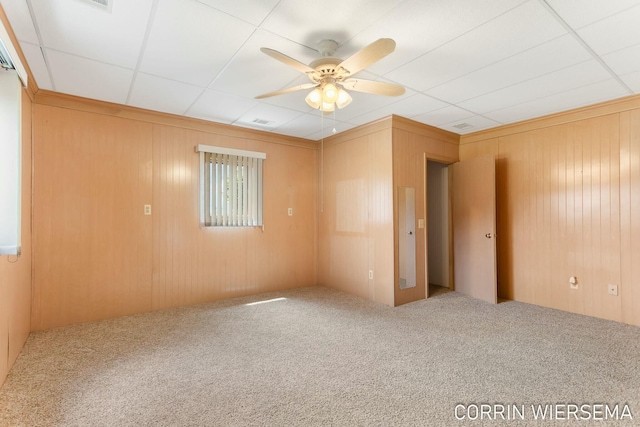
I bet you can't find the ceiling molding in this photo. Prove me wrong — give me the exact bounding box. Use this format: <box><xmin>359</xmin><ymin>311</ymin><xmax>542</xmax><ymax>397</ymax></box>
<box><xmin>34</xmin><ymin>89</ymin><xmax>319</xmax><ymax>150</ymax></box>
<box><xmin>461</xmin><ymin>92</ymin><xmax>640</xmax><ymax>144</ymax></box>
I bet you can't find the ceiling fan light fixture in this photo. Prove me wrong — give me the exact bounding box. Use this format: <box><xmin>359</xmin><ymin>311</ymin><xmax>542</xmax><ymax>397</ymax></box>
<box><xmin>258</xmin><ymin>38</ymin><xmax>404</xmax><ymax>115</ymax></box>
<box><xmin>336</xmin><ymin>88</ymin><xmax>352</xmax><ymax>109</ymax></box>
<box><xmin>305</xmin><ymin>88</ymin><xmax>322</xmax><ymax>109</ymax></box>
<box><xmin>322</xmin><ymin>82</ymin><xmax>338</xmax><ymax>103</ymax></box>
<box><xmin>320</xmin><ymin>101</ymin><xmax>335</xmax><ymax>112</ymax></box>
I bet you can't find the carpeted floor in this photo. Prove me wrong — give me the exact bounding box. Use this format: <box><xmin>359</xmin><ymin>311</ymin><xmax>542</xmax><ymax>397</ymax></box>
<box><xmin>1</xmin><ymin>286</ymin><xmax>638</xmax><ymax>426</ymax></box>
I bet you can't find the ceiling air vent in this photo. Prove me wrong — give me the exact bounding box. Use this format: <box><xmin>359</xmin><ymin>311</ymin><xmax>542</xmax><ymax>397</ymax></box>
<box><xmin>252</xmin><ymin>118</ymin><xmax>275</xmax><ymax>126</ymax></box>
<box><xmin>453</xmin><ymin>123</ymin><xmax>473</xmax><ymax>130</ymax></box>
<box><xmin>78</xmin><ymin>0</ymin><xmax>113</xmax><ymax>13</ymax></box>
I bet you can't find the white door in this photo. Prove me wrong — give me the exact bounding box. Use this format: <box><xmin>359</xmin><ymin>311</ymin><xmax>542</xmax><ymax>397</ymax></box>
<box><xmin>452</xmin><ymin>154</ymin><xmax>497</xmax><ymax>304</ymax></box>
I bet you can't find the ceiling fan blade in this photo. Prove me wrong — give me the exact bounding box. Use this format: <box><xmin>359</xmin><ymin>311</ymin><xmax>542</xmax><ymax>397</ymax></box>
<box><xmin>260</xmin><ymin>48</ymin><xmax>317</xmax><ymax>75</ymax></box>
<box><xmin>341</xmin><ymin>79</ymin><xmax>405</xmax><ymax>97</ymax></box>
<box><xmin>255</xmin><ymin>83</ymin><xmax>319</xmax><ymax>99</ymax></box>
<box><xmin>337</xmin><ymin>38</ymin><xmax>396</xmax><ymax>76</ymax></box>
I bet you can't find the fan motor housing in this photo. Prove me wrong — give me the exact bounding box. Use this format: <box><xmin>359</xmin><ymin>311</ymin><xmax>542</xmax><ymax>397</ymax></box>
<box><xmin>309</xmin><ymin>57</ymin><xmax>342</xmax><ymax>78</ymax></box>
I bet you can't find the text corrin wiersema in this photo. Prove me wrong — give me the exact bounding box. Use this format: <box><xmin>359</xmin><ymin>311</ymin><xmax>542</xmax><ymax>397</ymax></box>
<box><xmin>454</xmin><ymin>403</ymin><xmax>633</xmax><ymax>421</ymax></box>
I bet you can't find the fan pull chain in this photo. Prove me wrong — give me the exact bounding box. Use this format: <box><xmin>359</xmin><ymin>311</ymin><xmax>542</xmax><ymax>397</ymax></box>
<box><xmin>320</xmin><ymin>108</ymin><xmax>324</xmax><ymax>213</ymax></box>
<box><xmin>332</xmin><ymin>109</ymin><xmax>337</xmax><ymax>134</ymax></box>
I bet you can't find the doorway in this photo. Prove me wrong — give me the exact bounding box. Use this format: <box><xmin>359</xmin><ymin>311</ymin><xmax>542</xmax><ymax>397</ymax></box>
<box><xmin>426</xmin><ymin>160</ymin><xmax>451</xmax><ymax>297</ymax></box>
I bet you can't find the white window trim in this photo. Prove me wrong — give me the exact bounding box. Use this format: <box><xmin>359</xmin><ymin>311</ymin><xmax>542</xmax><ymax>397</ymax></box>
<box><xmin>196</xmin><ymin>144</ymin><xmax>266</xmax><ymax>160</ymax></box>
<box><xmin>0</xmin><ymin>19</ymin><xmax>28</xmax><ymax>87</ymax></box>
<box><xmin>196</xmin><ymin>144</ymin><xmax>266</xmax><ymax>228</ymax></box>
<box><xmin>0</xmin><ymin>69</ymin><xmax>22</xmax><ymax>256</ymax></box>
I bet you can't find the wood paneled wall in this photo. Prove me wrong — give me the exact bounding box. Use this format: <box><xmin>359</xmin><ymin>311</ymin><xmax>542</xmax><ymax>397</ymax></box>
<box><xmin>392</xmin><ymin>118</ymin><xmax>459</xmax><ymax>305</ymax></box>
<box><xmin>460</xmin><ymin>95</ymin><xmax>640</xmax><ymax>326</ymax></box>
<box><xmin>318</xmin><ymin>116</ymin><xmax>458</xmax><ymax>307</ymax></box>
<box><xmin>318</xmin><ymin>119</ymin><xmax>395</xmax><ymax>306</ymax></box>
<box><xmin>31</xmin><ymin>101</ymin><xmax>317</xmax><ymax>330</ymax></box>
<box><xmin>620</xmin><ymin>109</ymin><xmax>640</xmax><ymax>326</ymax></box>
<box><xmin>0</xmin><ymin>89</ymin><xmax>32</xmax><ymax>386</ymax></box>
<box><xmin>151</xmin><ymin>125</ymin><xmax>317</xmax><ymax>310</ymax></box>
<box><xmin>33</xmin><ymin>106</ymin><xmax>154</xmax><ymax>329</ymax></box>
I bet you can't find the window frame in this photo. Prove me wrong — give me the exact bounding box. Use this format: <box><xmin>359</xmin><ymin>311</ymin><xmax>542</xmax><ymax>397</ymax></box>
<box><xmin>0</xmin><ymin>69</ymin><xmax>22</xmax><ymax>255</ymax></box>
<box><xmin>196</xmin><ymin>144</ymin><xmax>266</xmax><ymax>228</ymax></box>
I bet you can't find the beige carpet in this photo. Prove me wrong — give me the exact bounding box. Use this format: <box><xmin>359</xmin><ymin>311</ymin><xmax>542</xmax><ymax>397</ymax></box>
<box><xmin>1</xmin><ymin>286</ymin><xmax>639</xmax><ymax>426</ymax></box>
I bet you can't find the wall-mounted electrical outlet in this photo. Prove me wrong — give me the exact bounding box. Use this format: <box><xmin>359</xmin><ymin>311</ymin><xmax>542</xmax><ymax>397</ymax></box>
<box><xmin>144</xmin><ymin>205</ymin><xmax>152</xmax><ymax>215</ymax></box>
<box><xmin>287</xmin><ymin>208</ymin><xmax>293</xmax><ymax>216</ymax></box>
<box><xmin>369</xmin><ymin>270</ymin><xmax>374</xmax><ymax>280</ymax></box>
<box><xmin>608</xmin><ymin>284</ymin><xmax>618</xmax><ymax>296</ymax></box>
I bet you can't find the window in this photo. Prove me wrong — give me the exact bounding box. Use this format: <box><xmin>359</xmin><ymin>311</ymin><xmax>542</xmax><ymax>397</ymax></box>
<box><xmin>0</xmin><ymin>69</ymin><xmax>21</xmax><ymax>255</ymax></box>
<box><xmin>1</xmin><ymin>19</ymin><xmax>27</xmax><ymax>256</ymax></box>
<box><xmin>196</xmin><ymin>144</ymin><xmax>265</xmax><ymax>227</ymax></box>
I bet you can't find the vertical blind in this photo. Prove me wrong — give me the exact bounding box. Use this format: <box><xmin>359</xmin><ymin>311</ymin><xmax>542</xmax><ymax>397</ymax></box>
<box><xmin>197</xmin><ymin>145</ymin><xmax>265</xmax><ymax>227</ymax></box>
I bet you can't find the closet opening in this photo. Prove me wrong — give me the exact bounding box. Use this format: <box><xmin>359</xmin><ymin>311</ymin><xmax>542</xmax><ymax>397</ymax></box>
<box><xmin>426</xmin><ymin>160</ymin><xmax>451</xmax><ymax>297</ymax></box>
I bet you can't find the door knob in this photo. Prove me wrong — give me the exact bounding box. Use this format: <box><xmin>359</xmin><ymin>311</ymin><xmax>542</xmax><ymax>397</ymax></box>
<box><xmin>485</xmin><ymin>233</ymin><xmax>493</xmax><ymax>238</ymax></box>
<box><xmin>408</xmin><ymin>231</ymin><xmax>413</xmax><ymax>235</ymax></box>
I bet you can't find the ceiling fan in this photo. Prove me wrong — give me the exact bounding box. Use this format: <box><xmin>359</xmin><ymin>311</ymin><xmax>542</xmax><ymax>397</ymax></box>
<box><xmin>256</xmin><ymin>38</ymin><xmax>405</xmax><ymax>112</ymax></box>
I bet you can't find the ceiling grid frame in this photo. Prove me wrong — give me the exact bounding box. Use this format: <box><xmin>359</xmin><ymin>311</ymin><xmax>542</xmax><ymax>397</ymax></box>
<box><xmin>0</xmin><ymin>0</ymin><xmax>637</xmax><ymax>137</ymax></box>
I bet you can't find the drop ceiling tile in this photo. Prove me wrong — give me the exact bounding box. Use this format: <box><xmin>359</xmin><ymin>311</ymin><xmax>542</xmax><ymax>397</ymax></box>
<box><xmin>459</xmin><ymin>60</ymin><xmax>612</xmax><ymax>114</ymax></box>
<box><xmin>345</xmin><ymin>0</ymin><xmax>528</xmax><ymax>76</ymax></box>
<box><xmin>194</xmin><ymin>0</ymin><xmax>279</xmax><ymax>26</ymax></box>
<box><xmin>485</xmin><ymin>79</ymin><xmax>629</xmax><ymax>124</ymax></box>
<box><xmin>545</xmin><ymin>0</ymin><xmax>640</xmax><ymax>29</ymax></box>
<box><xmin>140</xmin><ymin>0</ymin><xmax>255</xmax><ymax>87</ymax></box>
<box><xmin>305</xmin><ymin>121</ymin><xmax>359</xmax><ymax>141</ymax></box>
<box><xmin>30</xmin><ymin>0</ymin><xmax>153</xmax><ymax>68</ymax></box>
<box><xmin>258</xmin><ymin>74</ymin><xmax>317</xmax><ymax>113</ymax></box>
<box><xmin>3</xmin><ymin>0</ymin><xmax>636</xmax><ymax>139</ymax></box>
<box><xmin>0</xmin><ymin>0</ymin><xmax>39</xmax><ymax>44</ymax></box>
<box><xmin>348</xmin><ymin>93</ymin><xmax>448</xmax><ymax>126</ymax></box>
<box><xmin>331</xmin><ymin>92</ymin><xmax>395</xmax><ymax>122</ymax></box>
<box><xmin>425</xmin><ymin>35</ymin><xmax>592</xmax><ymax>104</ymax></box>
<box><xmin>577</xmin><ymin>5</ymin><xmax>640</xmax><ymax>55</ymax></box>
<box><xmin>128</xmin><ymin>73</ymin><xmax>203</xmax><ymax>115</ymax></box>
<box><xmin>261</xmin><ymin>92</ymin><xmax>317</xmax><ymax>114</ymax></box>
<box><xmin>601</xmin><ymin>43</ymin><xmax>640</xmax><ymax>76</ymax></box>
<box><xmin>186</xmin><ymin>89</ymin><xmax>257</xmax><ymax>124</ymax></box>
<box><xmin>260</xmin><ymin>0</ymin><xmax>403</xmax><ymax>48</ymax></box>
<box><xmin>19</xmin><ymin>42</ymin><xmax>52</xmax><ymax>90</ymax></box>
<box><xmin>439</xmin><ymin>115</ymin><xmax>502</xmax><ymax>135</ymax></box>
<box><xmin>274</xmin><ymin>113</ymin><xmax>355</xmax><ymax>139</ymax></box>
<box><xmin>412</xmin><ymin>105</ymin><xmax>475</xmax><ymax>128</ymax></box>
<box><xmin>385</xmin><ymin>1</ymin><xmax>567</xmax><ymax>92</ymax></box>
<box><xmin>271</xmin><ymin>113</ymin><xmax>322</xmax><ymax>138</ymax></box>
<box><xmin>233</xmin><ymin>103</ymin><xmax>304</xmax><ymax>130</ymax></box>
<box><xmin>209</xmin><ymin>29</ymin><xmax>319</xmax><ymax>99</ymax></box>
<box><xmin>621</xmin><ymin>70</ymin><xmax>640</xmax><ymax>92</ymax></box>
<box><xmin>47</xmin><ymin>49</ymin><xmax>133</xmax><ymax>104</ymax></box>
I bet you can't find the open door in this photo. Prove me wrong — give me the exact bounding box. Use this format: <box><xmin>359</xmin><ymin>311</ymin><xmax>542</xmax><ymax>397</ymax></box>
<box><xmin>452</xmin><ymin>154</ymin><xmax>497</xmax><ymax>304</ymax></box>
